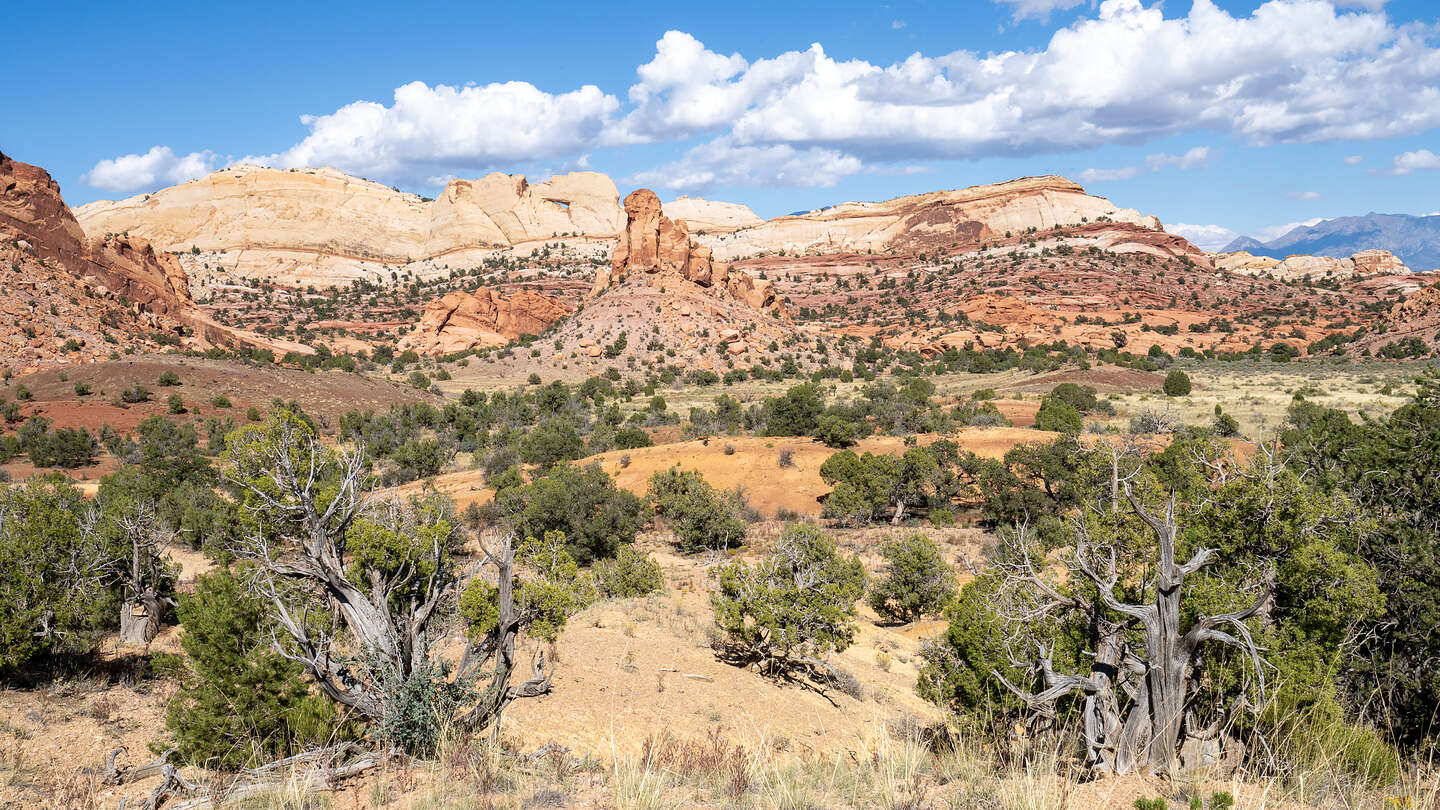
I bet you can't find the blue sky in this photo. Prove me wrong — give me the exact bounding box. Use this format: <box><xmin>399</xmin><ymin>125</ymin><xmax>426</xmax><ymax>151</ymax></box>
<box><xmin>5</xmin><ymin>0</ymin><xmax>1438</xmax><ymax>249</ymax></box>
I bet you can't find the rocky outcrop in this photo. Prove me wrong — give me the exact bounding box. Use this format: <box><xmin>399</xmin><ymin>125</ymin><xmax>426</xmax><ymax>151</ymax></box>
<box><xmin>75</xmin><ymin>169</ymin><xmax>1204</xmax><ymax>287</ymax></box>
<box><xmin>1352</xmin><ymin>249</ymin><xmax>1410</xmax><ymax>276</ymax></box>
<box><xmin>662</xmin><ymin>197</ymin><xmax>763</xmax><ymax>234</ymax></box>
<box><xmin>691</xmin><ymin>175</ymin><xmax>1205</xmax><ymax>263</ymax></box>
<box><xmin>593</xmin><ymin>189</ymin><xmax>778</xmax><ymax>312</ymax></box>
<box><xmin>74</xmin><ymin>165</ymin><xmax>625</xmax><ymax>286</ymax></box>
<box><xmin>0</xmin><ymin>151</ymin><xmax>305</xmax><ymax>360</ymax></box>
<box><xmin>3</xmin><ymin>151</ymin><xmax>194</xmax><ymax>317</ymax></box>
<box><xmin>1213</xmin><ymin>249</ymin><xmax>1412</xmax><ymax>280</ymax></box>
<box><xmin>1347</xmin><ymin>282</ymin><xmax>1440</xmax><ymax>357</ymax></box>
<box><xmin>2</xmin><ymin>152</ymin><xmax>94</xmax><ymax>269</ymax></box>
<box><xmin>400</xmin><ymin>288</ymin><xmax>573</xmax><ymax>356</ymax></box>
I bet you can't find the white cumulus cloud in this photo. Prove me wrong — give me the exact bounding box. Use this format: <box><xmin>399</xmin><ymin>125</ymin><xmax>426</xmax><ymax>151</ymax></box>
<box><xmin>82</xmin><ymin>146</ymin><xmax>216</xmax><ymax>193</ymax></box>
<box><xmin>84</xmin><ymin>2</ymin><xmax>1440</xmax><ymax>193</ymax></box>
<box><xmin>1285</xmin><ymin>190</ymin><xmax>1324</xmax><ymax>199</ymax></box>
<box><xmin>244</xmin><ymin>80</ymin><xmax>619</xmax><ymax>184</ymax></box>
<box><xmin>994</xmin><ymin>0</ymin><xmax>1088</xmax><ymax>23</ymax></box>
<box><xmin>1080</xmin><ymin>146</ymin><xmax>1212</xmax><ymax>183</ymax></box>
<box><xmin>630</xmin><ymin>140</ymin><xmax>864</xmax><ymax>193</ymax></box>
<box><xmin>1383</xmin><ymin>148</ymin><xmax>1440</xmax><ymax>175</ymax></box>
<box><xmin>1168</xmin><ymin>222</ymin><xmax>1241</xmax><ymax>251</ymax></box>
<box><xmin>1079</xmin><ymin>166</ymin><xmax>1141</xmax><ymax>182</ymax></box>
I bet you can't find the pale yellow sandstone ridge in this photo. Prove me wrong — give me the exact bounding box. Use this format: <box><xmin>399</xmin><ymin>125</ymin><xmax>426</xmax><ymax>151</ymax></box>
<box><xmin>1212</xmin><ymin>249</ymin><xmax>1411</xmax><ymax>280</ymax></box>
<box><xmin>74</xmin><ymin>164</ymin><xmax>624</xmax><ymax>286</ymax></box>
<box><xmin>694</xmin><ymin>175</ymin><xmax>1179</xmax><ymax>260</ymax></box>
<box><xmin>662</xmin><ymin>196</ymin><xmax>763</xmax><ymax>234</ymax></box>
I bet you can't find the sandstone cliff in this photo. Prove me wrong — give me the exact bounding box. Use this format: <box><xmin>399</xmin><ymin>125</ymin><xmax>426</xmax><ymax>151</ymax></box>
<box><xmin>400</xmin><ymin>288</ymin><xmax>573</xmax><ymax>356</ymax></box>
<box><xmin>592</xmin><ymin>189</ymin><xmax>779</xmax><ymax>312</ymax></box>
<box><xmin>72</xmin><ymin>167</ymin><xmax>1201</xmax><ymax>289</ymax></box>
<box><xmin>75</xmin><ymin>165</ymin><xmax>625</xmax><ymax>286</ymax></box>
<box><xmin>662</xmin><ymin>197</ymin><xmax>763</xmax><ymax>234</ymax></box>
<box><xmin>690</xmin><ymin>175</ymin><xmax>1205</xmax><ymax>263</ymax></box>
<box><xmin>1213</xmin><ymin>249</ymin><xmax>1412</xmax><ymax>280</ymax></box>
<box><xmin>0</xmin><ymin>152</ymin><xmax>306</xmax><ymax>364</ymax></box>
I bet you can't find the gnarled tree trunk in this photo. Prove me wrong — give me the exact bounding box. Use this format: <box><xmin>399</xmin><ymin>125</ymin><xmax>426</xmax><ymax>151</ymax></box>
<box><xmin>119</xmin><ymin>589</ymin><xmax>163</xmax><ymax>646</ymax></box>
<box><xmin>996</xmin><ymin>492</ymin><xmax>1271</xmax><ymax>775</ymax></box>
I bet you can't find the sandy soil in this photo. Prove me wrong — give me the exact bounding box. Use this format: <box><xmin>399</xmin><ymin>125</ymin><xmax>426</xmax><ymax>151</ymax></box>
<box><xmin>390</xmin><ymin>428</ymin><xmax>1056</xmax><ymax>518</ymax></box>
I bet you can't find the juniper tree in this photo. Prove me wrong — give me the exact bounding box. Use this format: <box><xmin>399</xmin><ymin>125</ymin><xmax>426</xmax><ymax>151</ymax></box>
<box><xmin>221</xmin><ymin>412</ymin><xmax>587</xmax><ymax>750</ymax></box>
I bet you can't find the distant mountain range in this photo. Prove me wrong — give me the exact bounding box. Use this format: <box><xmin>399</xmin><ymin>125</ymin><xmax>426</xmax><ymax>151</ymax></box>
<box><xmin>1222</xmin><ymin>213</ymin><xmax>1440</xmax><ymax>270</ymax></box>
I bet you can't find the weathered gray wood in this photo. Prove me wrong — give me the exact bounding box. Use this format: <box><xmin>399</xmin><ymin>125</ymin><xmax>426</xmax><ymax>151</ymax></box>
<box><xmin>995</xmin><ymin>486</ymin><xmax>1271</xmax><ymax>776</ymax></box>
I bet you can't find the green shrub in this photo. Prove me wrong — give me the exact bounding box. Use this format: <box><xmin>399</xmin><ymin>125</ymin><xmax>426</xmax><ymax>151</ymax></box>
<box><xmin>1213</xmin><ymin>411</ymin><xmax>1240</xmax><ymax>437</ymax></box>
<box><xmin>27</xmin><ymin>426</ymin><xmax>98</xmax><ymax>468</ymax></box>
<box><xmin>1047</xmin><ymin>383</ymin><xmax>1099</xmax><ymax>412</ymax></box>
<box><xmin>520</xmin><ymin>417</ymin><xmax>585</xmax><ymax>468</ymax></box>
<box><xmin>712</xmin><ymin>523</ymin><xmax>866</xmax><ymax>673</ymax></box>
<box><xmin>815</xmin><ymin>411</ymin><xmax>861</xmax><ymax>448</ymax></box>
<box><xmin>614</xmin><ymin>427</ymin><xmax>651</xmax><ymax>449</ymax></box>
<box><xmin>1033</xmin><ymin>397</ymin><xmax>1082</xmax><ymax>433</ymax></box>
<box><xmin>593</xmin><ymin>545</ymin><xmax>665</xmax><ymax>598</ymax></box>
<box><xmin>167</xmin><ymin>393</ymin><xmax>186</xmax><ymax>414</ymax></box>
<box><xmin>0</xmin><ymin>478</ymin><xmax>113</xmax><ymax>674</ymax></box>
<box><xmin>648</xmin><ymin>467</ymin><xmax>747</xmax><ymax>554</ymax></box>
<box><xmin>513</xmin><ymin>531</ymin><xmax>595</xmax><ymax>643</ymax></box>
<box><xmin>867</xmin><ymin>533</ymin><xmax>956</xmax><ymax>623</ymax></box>
<box><xmin>1163</xmin><ymin>370</ymin><xmax>1192</xmax><ymax>397</ymax></box>
<box><xmin>763</xmin><ymin>383</ymin><xmax>825</xmax><ymax>436</ymax></box>
<box><xmin>493</xmin><ymin>462</ymin><xmax>648</xmax><ymax>564</ymax></box>
<box><xmin>73</xmin><ymin>382</ymin><xmax>91</xmax><ymax>396</ymax></box>
<box><xmin>120</xmin><ymin>384</ymin><xmax>150</xmax><ymax>403</ymax></box>
<box><xmin>211</xmin><ymin>395</ymin><xmax>231</xmax><ymax>408</ymax></box>
<box><xmin>157</xmin><ymin>370</ymin><xmax>181</xmax><ymax>386</ymax></box>
<box><xmin>167</xmin><ymin>567</ymin><xmax>341</xmax><ymax>769</ymax></box>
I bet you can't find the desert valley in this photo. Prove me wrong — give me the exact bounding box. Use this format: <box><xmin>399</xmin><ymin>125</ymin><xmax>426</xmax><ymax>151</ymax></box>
<box><xmin>4</xmin><ymin>2</ymin><xmax>1440</xmax><ymax>808</ymax></box>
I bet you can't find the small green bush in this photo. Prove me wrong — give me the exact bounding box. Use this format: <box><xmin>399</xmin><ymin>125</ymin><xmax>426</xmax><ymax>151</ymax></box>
<box><xmin>712</xmin><ymin>523</ymin><xmax>866</xmax><ymax>671</ymax></box>
<box><xmin>120</xmin><ymin>384</ymin><xmax>150</xmax><ymax>403</ymax></box>
<box><xmin>649</xmin><ymin>467</ymin><xmax>747</xmax><ymax>554</ymax></box>
<box><xmin>167</xmin><ymin>567</ymin><xmax>341</xmax><ymax>769</ymax></box>
<box><xmin>157</xmin><ymin>370</ymin><xmax>181</xmax><ymax>386</ymax></box>
<box><xmin>1033</xmin><ymin>398</ymin><xmax>1082</xmax><ymax>433</ymax></box>
<box><xmin>593</xmin><ymin>546</ymin><xmax>665</xmax><ymax>598</ymax></box>
<box><xmin>868</xmin><ymin>533</ymin><xmax>956</xmax><ymax>623</ymax></box>
<box><xmin>1163</xmin><ymin>370</ymin><xmax>1192</xmax><ymax>397</ymax></box>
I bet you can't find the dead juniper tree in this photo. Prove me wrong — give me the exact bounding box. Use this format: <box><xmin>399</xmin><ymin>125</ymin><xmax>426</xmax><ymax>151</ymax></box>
<box><xmin>90</xmin><ymin>502</ymin><xmax>179</xmax><ymax>646</ymax></box>
<box><xmin>992</xmin><ymin>486</ymin><xmax>1272</xmax><ymax>776</ymax></box>
<box><xmin>223</xmin><ymin>411</ymin><xmax>559</xmax><ymax>752</ymax></box>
